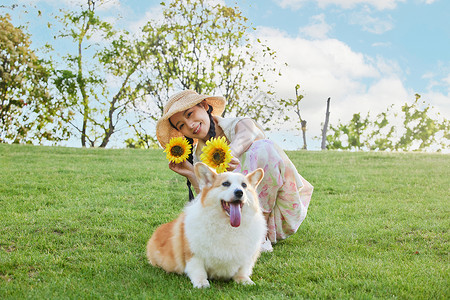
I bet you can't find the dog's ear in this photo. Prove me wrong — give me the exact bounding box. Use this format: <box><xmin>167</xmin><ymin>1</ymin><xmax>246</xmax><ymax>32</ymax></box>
<box><xmin>246</xmin><ymin>168</ymin><xmax>264</xmax><ymax>188</ymax></box>
<box><xmin>194</xmin><ymin>162</ymin><xmax>217</xmax><ymax>189</ymax></box>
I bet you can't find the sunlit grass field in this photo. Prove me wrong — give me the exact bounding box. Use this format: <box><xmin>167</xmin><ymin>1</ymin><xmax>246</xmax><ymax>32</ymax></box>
<box><xmin>0</xmin><ymin>144</ymin><xmax>448</xmax><ymax>299</ymax></box>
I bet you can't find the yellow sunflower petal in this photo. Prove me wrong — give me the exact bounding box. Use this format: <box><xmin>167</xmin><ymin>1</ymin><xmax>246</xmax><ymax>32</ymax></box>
<box><xmin>200</xmin><ymin>136</ymin><xmax>233</xmax><ymax>173</ymax></box>
<box><xmin>164</xmin><ymin>137</ymin><xmax>192</xmax><ymax>163</ymax></box>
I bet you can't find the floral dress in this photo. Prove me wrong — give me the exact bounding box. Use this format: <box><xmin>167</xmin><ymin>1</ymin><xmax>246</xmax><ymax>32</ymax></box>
<box><xmin>194</xmin><ymin>117</ymin><xmax>313</xmax><ymax>244</ymax></box>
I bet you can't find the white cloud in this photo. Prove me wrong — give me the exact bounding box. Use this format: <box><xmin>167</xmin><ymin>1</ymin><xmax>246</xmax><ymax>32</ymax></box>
<box><xmin>421</xmin><ymin>66</ymin><xmax>450</xmax><ymax>93</ymax></box>
<box><xmin>422</xmin><ymin>72</ymin><xmax>440</xmax><ymax>90</ymax></box>
<box><xmin>97</xmin><ymin>0</ymin><xmax>121</xmax><ymax>11</ymax></box>
<box><xmin>17</xmin><ymin>0</ymin><xmax>121</xmax><ymax>10</ymax></box>
<box><xmin>422</xmin><ymin>73</ymin><xmax>450</xmax><ymax>119</ymax></box>
<box><xmin>372</xmin><ymin>56</ymin><xmax>402</xmax><ymax>76</ymax></box>
<box><xmin>349</xmin><ymin>8</ymin><xmax>394</xmax><ymax>34</ymax></box>
<box><xmin>352</xmin><ymin>76</ymin><xmax>409</xmax><ymax>114</ymax></box>
<box><xmin>372</xmin><ymin>42</ymin><xmax>391</xmax><ymax>47</ymax></box>
<box><xmin>299</xmin><ymin>14</ymin><xmax>332</xmax><ymax>39</ymax></box>
<box><xmin>277</xmin><ymin>0</ymin><xmax>308</xmax><ymax>10</ymax></box>
<box><xmin>442</xmin><ymin>74</ymin><xmax>450</xmax><ymax>87</ymax></box>
<box><xmin>257</xmin><ymin>26</ymin><xmax>450</xmax><ymax>150</ymax></box>
<box><xmin>204</xmin><ymin>0</ymin><xmax>226</xmax><ymax>5</ymax></box>
<box><xmin>422</xmin><ymin>72</ymin><xmax>434</xmax><ymax>80</ymax></box>
<box><xmin>252</xmin><ymin>27</ymin><xmax>429</xmax><ymax>148</ymax></box>
<box><xmin>277</xmin><ymin>0</ymin><xmax>406</xmax><ymax>10</ymax></box>
<box><xmin>127</xmin><ymin>5</ymin><xmax>164</xmax><ymax>36</ymax></box>
<box><xmin>421</xmin><ymin>91</ymin><xmax>450</xmax><ymax>119</ymax></box>
<box><xmin>126</xmin><ymin>0</ymin><xmax>226</xmax><ymax>36</ymax></box>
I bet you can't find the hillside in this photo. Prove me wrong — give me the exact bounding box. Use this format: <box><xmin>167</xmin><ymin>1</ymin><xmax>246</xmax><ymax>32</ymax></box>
<box><xmin>0</xmin><ymin>144</ymin><xmax>448</xmax><ymax>299</ymax></box>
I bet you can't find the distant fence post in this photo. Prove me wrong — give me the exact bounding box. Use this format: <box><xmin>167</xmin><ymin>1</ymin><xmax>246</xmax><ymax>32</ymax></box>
<box><xmin>321</xmin><ymin>97</ymin><xmax>331</xmax><ymax>150</ymax></box>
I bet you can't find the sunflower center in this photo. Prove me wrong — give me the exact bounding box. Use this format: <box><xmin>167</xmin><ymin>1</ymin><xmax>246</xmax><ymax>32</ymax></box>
<box><xmin>170</xmin><ymin>145</ymin><xmax>184</xmax><ymax>157</ymax></box>
<box><xmin>212</xmin><ymin>149</ymin><xmax>226</xmax><ymax>165</ymax></box>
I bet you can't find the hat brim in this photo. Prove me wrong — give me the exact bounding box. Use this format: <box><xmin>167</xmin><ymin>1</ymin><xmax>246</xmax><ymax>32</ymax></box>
<box><xmin>156</xmin><ymin>95</ymin><xmax>225</xmax><ymax>148</ymax></box>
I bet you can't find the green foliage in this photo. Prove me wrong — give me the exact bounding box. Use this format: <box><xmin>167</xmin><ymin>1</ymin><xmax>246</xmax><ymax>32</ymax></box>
<box><xmin>133</xmin><ymin>0</ymin><xmax>282</xmax><ymax>133</ymax></box>
<box><xmin>46</xmin><ymin>0</ymin><xmax>284</xmax><ymax>147</ymax></box>
<box><xmin>0</xmin><ymin>14</ymin><xmax>72</xmax><ymax>144</ymax></box>
<box><xmin>396</xmin><ymin>94</ymin><xmax>449</xmax><ymax>151</ymax></box>
<box><xmin>1</xmin><ymin>144</ymin><xmax>448</xmax><ymax>298</ymax></box>
<box><xmin>326</xmin><ymin>94</ymin><xmax>450</xmax><ymax>151</ymax></box>
<box><xmin>52</xmin><ymin>0</ymin><xmax>147</xmax><ymax>147</ymax></box>
<box><xmin>365</xmin><ymin>109</ymin><xmax>396</xmax><ymax>151</ymax></box>
<box><xmin>329</xmin><ymin>112</ymin><xmax>371</xmax><ymax>151</ymax></box>
<box><xmin>124</xmin><ymin>129</ymin><xmax>160</xmax><ymax>149</ymax></box>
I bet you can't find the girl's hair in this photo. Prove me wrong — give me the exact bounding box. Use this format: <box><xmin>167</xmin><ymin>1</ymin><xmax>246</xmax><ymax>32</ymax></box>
<box><xmin>169</xmin><ymin>103</ymin><xmax>216</xmax><ymax>201</ymax></box>
<box><xmin>184</xmin><ymin>136</ymin><xmax>195</xmax><ymax>201</ymax></box>
<box><xmin>206</xmin><ymin>104</ymin><xmax>216</xmax><ymax>139</ymax></box>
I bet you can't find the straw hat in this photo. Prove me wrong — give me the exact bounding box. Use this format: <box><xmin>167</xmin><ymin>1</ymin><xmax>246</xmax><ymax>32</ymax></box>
<box><xmin>156</xmin><ymin>90</ymin><xmax>226</xmax><ymax>148</ymax></box>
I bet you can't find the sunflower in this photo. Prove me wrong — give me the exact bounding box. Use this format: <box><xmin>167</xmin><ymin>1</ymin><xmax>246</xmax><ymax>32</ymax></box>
<box><xmin>200</xmin><ymin>136</ymin><xmax>233</xmax><ymax>173</ymax></box>
<box><xmin>164</xmin><ymin>137</ymin><xmax>192</xmax><ymax>163</ymax></box>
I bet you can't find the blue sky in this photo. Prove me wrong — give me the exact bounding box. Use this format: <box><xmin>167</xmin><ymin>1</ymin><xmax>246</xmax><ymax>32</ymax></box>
<box><xmin>238</xmin><ymin>0</ymin><xmax>450</xmax><ymax>93</ymax></box>
<box><xmin>2</xmin><ymin>0</ymin><xmax>449</xmax><ymax>150</ymax></box>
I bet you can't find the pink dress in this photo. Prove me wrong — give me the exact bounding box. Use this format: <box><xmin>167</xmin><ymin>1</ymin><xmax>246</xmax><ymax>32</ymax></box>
<box><xmin>194</xmin><ymin>117</ymin><xmax>313</xmax><ymax>244</ymax></box>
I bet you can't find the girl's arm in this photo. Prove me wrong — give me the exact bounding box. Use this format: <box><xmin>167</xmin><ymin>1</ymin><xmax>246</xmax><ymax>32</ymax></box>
<box><xmin>229</xmin><ymin>118</ymin><xmax>265</xmax><ymax>158</ymax></box>
<box><xmin>169</xmin><ymin>161</ymin><xmax>200</xmax><ymax>194</ymax></box>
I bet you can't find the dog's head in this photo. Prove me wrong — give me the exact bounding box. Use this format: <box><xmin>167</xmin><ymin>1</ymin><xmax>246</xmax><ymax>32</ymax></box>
<box><xmin>194</xmin><ymin>162</ymin><xmax>264</xmax><ymax>228</ymax></box>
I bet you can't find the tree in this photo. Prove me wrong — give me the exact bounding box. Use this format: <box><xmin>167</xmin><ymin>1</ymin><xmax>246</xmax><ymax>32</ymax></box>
<box><xmin>280</xmin><ymin>84</ymin><xmax>308</xmax><ymax>150</ymax></box>
<box><xmin>326</xmin><ymin>112</ymin><xmax>370</xmax><ymax>151</ymax></box>
<box><xmin>395</xmin><ymin>94</ymin><xmax>449</xmax><ymax>151</ymax></box>
<box><xmin>365</xmin><ymin>106</ymin><xmax>395</xmax><ymax>151</ymax></box>
<box><xmin>326</xmin><ymin>94</ymin><xmax>450</xmax><ymax>152</ymax></box>
<box><xmin>0</xmin><ymin>14</ymin><xmax>71</xmax><ymax>144</ymax></box>
<box><xmin>53</xmin><ymin>0</ymin><xmax>148</xmax><ymax>147</ymax></box>
<box><xmin>4</xmin><ymin>0</ymin><xmax>284</xmax><ymax>148</ymax></box>
<box><xmin>127</xmin><ymin>0</ymin><xmax>282</xmax><ymax>145</ymax></box>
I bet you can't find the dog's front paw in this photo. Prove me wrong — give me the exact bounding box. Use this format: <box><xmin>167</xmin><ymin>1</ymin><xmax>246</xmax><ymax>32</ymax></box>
<box><xmin>192</xmin><ymin>278</ymin><xmax>210</xmax><ymax>288</ymax></box>
<box><xmin>233</xmin><ymin>275</ymin><xmax>254</xmax><ymax>285</ymax></box>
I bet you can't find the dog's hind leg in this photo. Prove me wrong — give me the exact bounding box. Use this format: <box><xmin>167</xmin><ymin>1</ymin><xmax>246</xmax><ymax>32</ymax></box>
<box><xmin>232</xmin><ymin>260</ymin><xmax>256</xmax><ymax>285</ymax></box>
<box><xmin>232</xmin><ymin>271</ymin><xmax>254</xmax><ymax>285</ymax></box>
<box><xmin>185</xmin><ymin>256</ymin><xmax>210</xmax><ymax>288</ymax></box>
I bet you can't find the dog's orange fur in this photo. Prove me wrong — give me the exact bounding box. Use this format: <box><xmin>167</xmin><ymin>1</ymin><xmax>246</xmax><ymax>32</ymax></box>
<box><xmin>199</xmin><ymin>172</ymin><xmax>260</xmax><ymax>212</ymax></box>
<box><xmin>147</xmin><ymin>163</ymin><xmax>266</xmax><ymax>288</ymax></box>
<box><xmin>146</xmin><ymin>177</ymin><xmax>221</xmax><ymax>272</ymax></box>
<box><xmin>146</xmin><ymin>213</ymin><xmax>193</xmax><ymax>274</ymax></box>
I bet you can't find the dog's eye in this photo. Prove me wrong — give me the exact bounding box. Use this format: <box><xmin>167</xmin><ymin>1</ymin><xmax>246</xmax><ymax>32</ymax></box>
<box><xmin>242</xmin><ymin>182</ymin><xmax>247</xmax><ymax>188</ymax></box>
<box><xmin>222</xmin><ymin>181</ymin><xmax>231</xmax><ymax>187</ymax></box>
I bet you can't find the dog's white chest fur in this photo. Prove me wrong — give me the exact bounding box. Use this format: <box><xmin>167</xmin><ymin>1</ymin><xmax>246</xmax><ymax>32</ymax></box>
<box><xmin>184</xmin><ymin>199</ymin><xmax>266</xmax><ymax>279</ymax></box>
<box><xmin>146</xmin><ymin>163</ymin><xmax>266</xmax><ymax>288</ymax></box>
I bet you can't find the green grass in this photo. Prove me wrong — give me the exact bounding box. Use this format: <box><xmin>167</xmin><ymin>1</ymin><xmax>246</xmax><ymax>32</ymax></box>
<box><xmin>0</xmin><ymin>144</ymin><xmax>448</xmax><ymax>299</ymax></box>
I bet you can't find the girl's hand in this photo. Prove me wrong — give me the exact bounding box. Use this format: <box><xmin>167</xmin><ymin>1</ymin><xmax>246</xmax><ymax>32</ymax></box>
<box><xmin>169</xmin><ymin>160</ymin><xmax>201</xmax><ymax>194</ymax></box>
<box><xmin>227</xmin><ymin>157</ymin><xmax>240</xmax><ymax>172</ymax></box>
<box><xmin>168</xmin><ymin>160</ymin><xmax>194</xmax><ymax>179</ymax></box>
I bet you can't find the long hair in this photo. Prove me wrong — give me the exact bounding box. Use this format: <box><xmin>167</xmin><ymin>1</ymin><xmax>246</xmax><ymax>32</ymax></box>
<box><xmin>170</xmin><ymin>103</ymin><xmax>216</xmax><ymax>201</ymax></box>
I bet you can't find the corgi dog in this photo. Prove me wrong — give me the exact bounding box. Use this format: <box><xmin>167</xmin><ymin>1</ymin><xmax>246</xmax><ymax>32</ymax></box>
<box><xmin>146</xmin><ymin>162</ymin><xmax>266</xmax><ymax>288</ymax></box>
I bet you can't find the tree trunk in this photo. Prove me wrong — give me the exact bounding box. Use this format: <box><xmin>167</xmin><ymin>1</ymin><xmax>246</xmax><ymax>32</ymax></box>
<box><xmin>99</xmin><ymin>99</ymin><xmax>116</xmax><ymax>148</ymax></box>
<box><xmin>301</xmin><ymin>120</ymin><xmax>307</xmax><ymax>150</ymax></box>
<box><xmin>99</xmin><ymin>66</ymin><xmax>137</xmax><ymax>148</ymax></box>
<box><xmin>81</xmin><ymin>117</ymin><xmax>87</xmax><ymax>147</ymax></box>
<box><xmin>321</xmin><ymin>97</ymin><xmax>331</xmax><ymax>150</ymax></box>
<box><xmin>78</xmin><ymin>60</ymin><xmax>89</xmax><ymax>148</ymax></box>
<box><xmin>77</xmin><ymin>23</ymin><xmax>89</xmax><ymax>147</ymax></box>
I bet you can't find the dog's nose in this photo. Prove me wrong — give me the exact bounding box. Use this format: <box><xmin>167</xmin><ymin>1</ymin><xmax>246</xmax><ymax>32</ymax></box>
<box><xmin>234</xmin><ymin>189</ymin><xmax>243</xmax><ymax>199</ymax></box>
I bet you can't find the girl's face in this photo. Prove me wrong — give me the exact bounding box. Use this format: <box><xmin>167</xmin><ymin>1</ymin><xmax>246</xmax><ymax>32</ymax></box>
<box><xmin>169</xmin><ymin>102</ymin><xmax>210</xmax><ymax>140</ymax></box>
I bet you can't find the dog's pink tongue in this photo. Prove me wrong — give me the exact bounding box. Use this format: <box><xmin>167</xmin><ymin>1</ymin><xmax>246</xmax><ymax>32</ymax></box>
<box><xmin>230</xmin><ymin>202</ymin><xmax>241</xmax><ymax>227</ymax></box>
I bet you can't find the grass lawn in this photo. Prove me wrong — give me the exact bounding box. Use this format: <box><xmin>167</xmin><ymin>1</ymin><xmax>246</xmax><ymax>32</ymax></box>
<box><xmin>0</xmin><ymin>144</ymin><xmax>448</xmax><ymax>299</ymax></box>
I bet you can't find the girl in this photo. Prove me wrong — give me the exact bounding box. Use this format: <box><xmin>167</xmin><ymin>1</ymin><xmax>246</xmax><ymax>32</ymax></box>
<box><xmin>156</xmin><ymin>90</ymin><xmax>313</xmax><ymax>251</ymax></box>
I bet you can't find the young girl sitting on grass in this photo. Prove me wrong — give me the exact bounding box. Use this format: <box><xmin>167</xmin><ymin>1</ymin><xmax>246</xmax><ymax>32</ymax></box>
<box><xmin>156</xmin><ymin>90</ymin><xmax>313</xmax><ymax>252</ymax></box>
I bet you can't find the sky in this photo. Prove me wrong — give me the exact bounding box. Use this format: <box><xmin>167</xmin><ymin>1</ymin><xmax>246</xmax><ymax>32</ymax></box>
<box><xmin>2</xmin><ymin>0</ymin><xmax>449</xmax><ymax>150</ymax></box>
